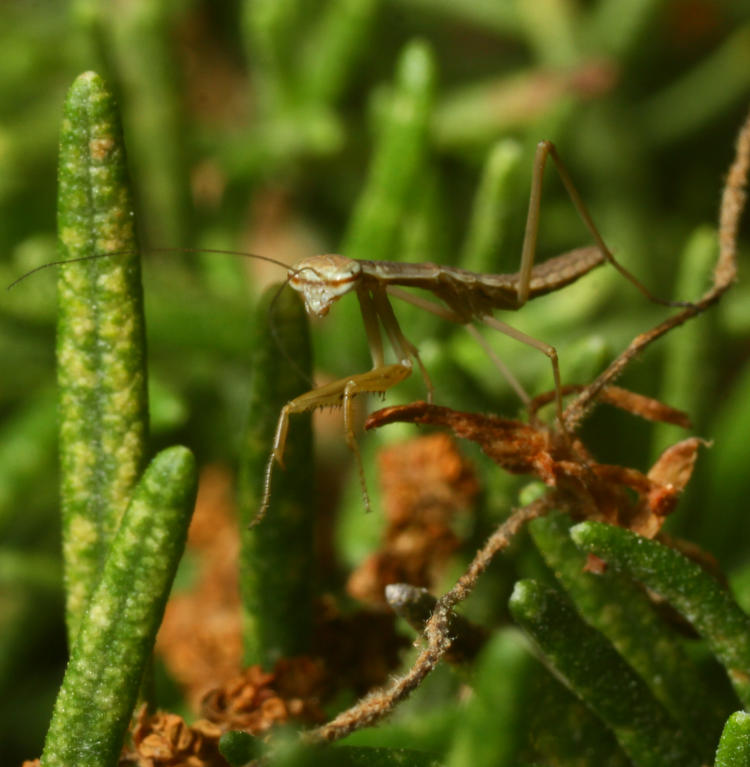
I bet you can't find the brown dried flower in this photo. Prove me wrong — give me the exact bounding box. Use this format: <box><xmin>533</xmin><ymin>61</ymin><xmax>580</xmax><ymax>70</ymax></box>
<box><xmin>347</xmin><ymin>433</ymin><xmax>478</xmax><ymax>604</ymax></box>
<box><xmin>200</xmin><ymin>658</ymin><xmax>327</xmax><ymax>734</ymax></box>
<box><xmin>121</xmin><ymin>705</ymin><xmax>223</xmax><ymax>767</ymax></box>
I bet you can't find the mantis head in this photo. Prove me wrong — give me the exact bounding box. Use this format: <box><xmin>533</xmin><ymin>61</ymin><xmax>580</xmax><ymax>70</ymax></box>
<box><xmin>288</xmin><ymin>254</ymin><xmax>362</xmax><ymax>317</ymax></box>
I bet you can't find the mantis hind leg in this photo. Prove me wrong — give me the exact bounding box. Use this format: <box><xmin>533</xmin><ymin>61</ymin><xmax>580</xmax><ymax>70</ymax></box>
<box><xmin>463</xmin><ymin>324</ymin><xmax>531</xmax><ymax>406</ymax></box>
<box><xmin>518</xmin><ymin>140</ymin><xmax>687</xmax><ymax>308</ymax></box>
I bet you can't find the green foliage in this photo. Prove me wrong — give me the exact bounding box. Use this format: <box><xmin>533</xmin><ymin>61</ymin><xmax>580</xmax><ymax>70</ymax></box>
<box><xmin>55</xmin><ymin>70</ymin><xmax>149</xmax><ymax>644</ymax></box>
<box><xmin>237</xmin><ymin>284</ymin><xmax>315</xmax><ymax>667</ymax></box>
<box><xmin>219</xmin><ymin>729</ymin><xmax>262</xmax><ymax>765</ymax></box>
<box><xmin>715</xmin><ymin>711</ymin><xmax>750</xmax><ymax>767</ymax></box>
<box><xmin>41</xmin><ymin>445</ymin><xmax>197</xmax><ymax>767</ymax></box>
<box><xmin>4</xmin><ymin>1</ymin><xmax>750</xmax><ymax>765</ymax></box>
<box><xmin>572</xmin><ymin>521</ymin><xmax>750</xmax><ymax>710</ymax></box>
<box><xmin>509</xmin><ymin>579</ymin><xmax>699</xmax><ymax>766</ymax></box>
<box><xmin>529</xmin><ymin>511</ymin><xmax>723</xmax><ymax>754</ymax></box>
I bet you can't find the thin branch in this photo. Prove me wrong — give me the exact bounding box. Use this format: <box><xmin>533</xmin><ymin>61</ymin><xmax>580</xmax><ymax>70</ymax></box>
<box><xmin>305</xmin><ymin>497</ymin><xmax>550</xmax><ymax>744</ymax></box>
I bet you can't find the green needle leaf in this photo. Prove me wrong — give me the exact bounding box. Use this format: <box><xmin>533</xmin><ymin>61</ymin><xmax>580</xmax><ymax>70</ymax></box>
<box><xmin>238</xmin><ymin>284</ymin><xmax>315</xmax><ymax>667</ymax></box>
<box><xmin>571</xmin><ymin>521</ymin><xmax>750</xmax><ymax>709</ymax></box>
<box><xmin>342</xmin><ymin>39</ymin><xmax>436</xmax><ymax>262</ymax></box>
<box><xmin>41</xmin><ymin>446</ymin><xmax>197</xmax><ymax>767</ymax></box>
<box><xmin>56</xmin><ymin>70</ymin><xmax>149</xmax><ymax>644</ymax></box>
<box><xmin>715</xmin><ymin>711</ymin><xmax>750</xmax><ymax>767</ymax></box>
<box><xmin>530</xmin><ymin>511</ymin><xmax>721</xmax><ymax>757</ymax></box>
<box><xmin>509</xmin><ymin>579</ymin><xmax>699</xmax><ymax>767</ymax></box>
<box><xmin>460</xmin><ymin>138</ymin><xmax>524</xmax><ymax>274</ymax></box>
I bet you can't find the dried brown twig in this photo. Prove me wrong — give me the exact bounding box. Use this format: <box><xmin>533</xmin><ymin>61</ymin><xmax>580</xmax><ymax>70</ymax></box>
<box><xmin>304</xmin><ymin>108</ymin><xmax>750</xmax><ymax>745</ymax></box>
<box><xmin>366</xmin><ymin>398</ymin><xmax>703</xmax><ymax>538</ymax></box>
<box><xmin>385</xmin><ymin>583</ymin><xmax>489</xmax><ymax>665</ymax></box>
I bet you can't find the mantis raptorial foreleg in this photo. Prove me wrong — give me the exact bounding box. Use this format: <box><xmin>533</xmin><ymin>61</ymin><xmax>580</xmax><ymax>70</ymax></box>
<box><xmin>371</xmin><ymin>287</ymin><xmax>435</xmax><ymax>403</ymax></box>
<box><xmin>256</xmin><ymin>361</ymin><xmax>412</xmax><ymax>526</ymax></box>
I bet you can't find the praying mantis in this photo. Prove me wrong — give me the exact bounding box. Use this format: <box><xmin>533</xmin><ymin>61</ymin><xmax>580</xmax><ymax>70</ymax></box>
<box><xmin>256</xmin><ymin>140</ymin><xmax>682</xmax><ymax>524</ymax></box>
<box><xmin>10</xmin><ymin>141</ymin><xmax>680</xmax><ymax>526</ymax></box>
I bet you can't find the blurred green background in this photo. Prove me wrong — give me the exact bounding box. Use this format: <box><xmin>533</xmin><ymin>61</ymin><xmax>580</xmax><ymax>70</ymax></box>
<box><xmin>3</xmin><ymin>0</ymin><xmax>750</xmax><ymax>763</ymax></box>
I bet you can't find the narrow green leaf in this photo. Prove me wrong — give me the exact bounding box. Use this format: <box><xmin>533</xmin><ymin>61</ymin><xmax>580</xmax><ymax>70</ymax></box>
<box><xmin>530</xmin><ymin>512</ymin><xmax>721</xmax><ymax>757</ymax></box>
<box><xmin>715</xmin><ymin>711</ymin><xmax>750</xmax><ymax>767</ymax></box>
<box><xmin>342</xmin><ymin>39</ymin><xmax>436</xmax><ymax>262</ymax></box>
<box><xmin>571</xmin><ymin>521</ymin><xmax>750</xmax><ymax>709</ymax></box>
<box><xmin>516</xmin><ymin>0</ymin><xmax>579</xmax><ymax>67</ymax></box>
<box><xmin>399</xmin><ymin>168</ymin><xmax>448</xmax><ymax>267</ymax></box>
<box><xmin>273</xmin><ymin>736</ymin><xmax>444</xmax><ymax>767</ymax></box>
<box><xmin>700</xmin><ymin>357</ymin><xmax>750</xmax><ymax>566</ymax></box>
<box><xmin>41</xmin><ymin>446</ymin><xmax>197</xmax><ymax>767</ymax></box>
<box><xmin>460</xmin><ymin>138</ymin><xmax>523</xmax><ymax>274</ymax></box>
<box><xmin>389</xmin><ymin>0</ymin><xmax>520</xmax><ymax>35</ymax></box>
<box><xmin>432</xmin><ymin>69</ymin><xmax>567</xmax><ymax>149</ymax></box>
<box><xmin>527</xmin><ymin>671</ymin><xmax>630</xmax><ymax>766</ymax></box>
<box><xmin>509</xmin><ymin>579</ymin><xmax>699</xmax><ymax>767</ymax></box>
<box><xmin>300</xmin><ymin>0</ymin><xmax>381</xmax><ymax>106</ymax></box>
<box><xmin>242</xmin><ymin>0</ymin><xmax>305</xmax><ymax>109</ymax></box>
<box><xmin>587</xmin><ymin>0</ymin><xmax>663</xmax><ymax>58</ymax></box>
<box><xmin>56</xmin><ymin>70</ymin><xmax>149</xmax><ymax>644</ymax></box>
<box><xmin>237</xmin><ymin>284</ymin><xmax>314</xmax><ymax>667</ymax></box>
<box><xmin>331</xmin><ymin>746</ymin><xmax>444</xmax><ymax>766</ymax></box>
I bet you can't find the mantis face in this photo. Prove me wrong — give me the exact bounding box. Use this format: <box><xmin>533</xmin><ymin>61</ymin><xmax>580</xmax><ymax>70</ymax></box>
<box><xmin>288</xmin><ymin>254</ymin><xmax>363</xmax><ymax>317</ymax></box>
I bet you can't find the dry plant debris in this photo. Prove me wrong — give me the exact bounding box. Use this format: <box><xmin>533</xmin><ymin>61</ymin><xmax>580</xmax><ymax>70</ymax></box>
<box><xmin>366</xmin><ymin>395</ymin><xmax>702</xmax><ymax>540</ymax></box>
<box><xmin>143</xmin><ymin>466</ymin><xmax>409</xmax><ymax>761</ymax></box>
<box><xmin>119</xmin><ymin>607</ymin><xmax>405</xmax><ymax>764</ymax></box>
<box><xmin>347</xmin><ymin>433</ymin><xmax>478</xmax><ymax>605</ymax></box>
<box><xmin>200</xmin><ymin>658</ymin><xmax>327</xmax><ymax>733</ymax></box>
<box><xmin>120</xmin><ymin>706</ymin><xmax>223</xmax><ymax>767</ymax></box>
<box><xmin>302</xmin><ymin>104</ymin><xmax>750</xmax><ymax>745</ymax></box>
